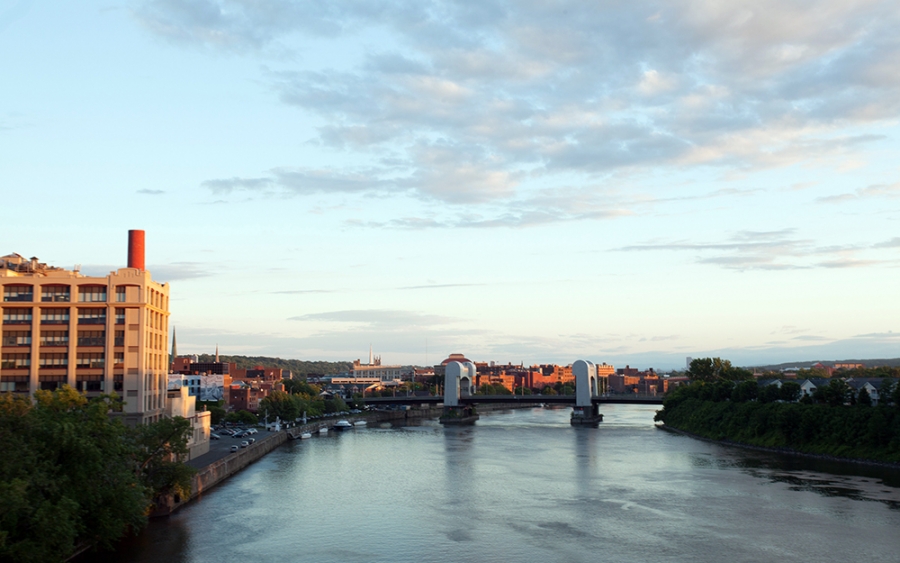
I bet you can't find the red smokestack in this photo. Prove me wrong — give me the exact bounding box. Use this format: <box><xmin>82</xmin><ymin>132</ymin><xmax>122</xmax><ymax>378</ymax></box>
<box><xmin>128</xmin><ymin>230</ymin><xmax>145</xmax><ymax>270</ymax></box>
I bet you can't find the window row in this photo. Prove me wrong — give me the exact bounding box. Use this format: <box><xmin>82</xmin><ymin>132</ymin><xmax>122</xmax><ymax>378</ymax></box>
<box><xmin>2</xmin><ymin>285</ymin><xmax>138</xmax><ymax>303</ymax></box>
<box><xmin>3</xmin><ymin>308</ymin><xmax>128</xmax><ymax>325</ymax></box>
<box><xmin>0</xmin><ymin>352</ymin><xmax>107</xmax><ymax>368</ymax></box>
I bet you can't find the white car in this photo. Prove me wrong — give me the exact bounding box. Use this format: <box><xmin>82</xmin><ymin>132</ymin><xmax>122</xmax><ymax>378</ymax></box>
<box><xmin>240</xmin><ymin>441</ymin><xmax>249</xmax><ymax>448</ymax></box>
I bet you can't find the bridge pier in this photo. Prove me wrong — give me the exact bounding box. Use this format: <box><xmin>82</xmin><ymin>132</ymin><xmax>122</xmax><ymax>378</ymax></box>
<box><xmin>571</xmin><ymin>360</ymin><xmax>603</xmax><ymax>426</ymax></box>
<box><xmin>440</xmin><ymin>361</ymin><xmax>480</xmax><ymax>425</ymax></box>
<box><xmin>439</xmin><ymin>405</ymin><xmax>479</xmax><ymax>425</ymax></box>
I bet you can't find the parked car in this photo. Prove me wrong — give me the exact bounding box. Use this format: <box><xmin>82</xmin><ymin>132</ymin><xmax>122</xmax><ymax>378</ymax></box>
<box><xmin>248</xmin><ymin>438</ymin><xmax>255</xmax><ymax>444</ymax></box>
<box><xmin>230</xmin><ymin>445</ymin><xmax>239</xmax><ymax>452</ymax></box>
<box><xmin>246</xmin><ymin>428</ymin><xmax>258</xmax><ymax>435</ymax></box>
<box><xmin>240</xmin><ymin>441</ymin><xmax>249</xmax><ymax>448</ymax></box>
<box><xmin>210</xmin><ymin>433</ymin><xmax>221</xmax><ymax>440</ymax></box>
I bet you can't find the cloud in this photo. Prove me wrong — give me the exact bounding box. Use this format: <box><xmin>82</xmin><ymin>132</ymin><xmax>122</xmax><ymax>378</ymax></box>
<box><xmin>853</xmin><ymin>331</ymin><xmax>899</xmax><ymax>339</ymax></box>
<box><xmin>148</xmin><ymin>262</ymin><xmax>215</xmax><ymax>281</ymax></box>
<box><xmin>272</xmin><ymin>289</ymin><xmax>336</xmax><ymax>295</ymax></box>
<box><xmin>137</xmin><ymin>189</ymin><xmax>165</xmax><ymax>195</ymax></box>
<box><xmin>614</xmin><ymin>229</ymin><xmax>898</xmax><ymax>271</ymax></box>
<box><xmin>397</xmin><ymin>283</ymin><xmax>484</xmax><ymax>290</ymax></box>
<box><xmin>873</xmin><ymin>237</ymin><xmax>900</xmax><ymax>249</ymax></box>
<box><xmin>287</xmin><ymin>309</ymin><xmax>457</xmax><ymax>331</ymax></box>
<box><xmin>134</xmin><ymin>0</ymin><xmax>900</xmax><ymax>206</ymax></box>
<box><xmin>817</xmin><ymin>182</ymin><xmax>900</xmax><ymax>204</ymax></box>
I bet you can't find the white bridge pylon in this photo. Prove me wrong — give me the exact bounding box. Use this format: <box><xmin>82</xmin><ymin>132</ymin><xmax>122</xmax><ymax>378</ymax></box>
<box><xmin>573</xmin><ymin>359</ymin><xmax>599</xmax><ymax>408</ymax></box>
<box><xmin>444</xmin><ymin>361</ymin><xmax>476</xmax><ymax>407</ymax></box>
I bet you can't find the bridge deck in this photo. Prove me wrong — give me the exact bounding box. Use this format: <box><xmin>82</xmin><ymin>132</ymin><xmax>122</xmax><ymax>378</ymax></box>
<box><xmin>362</xmin><ymin>395</ymin><xmax>663</xmax><ymax>406</ymax></box>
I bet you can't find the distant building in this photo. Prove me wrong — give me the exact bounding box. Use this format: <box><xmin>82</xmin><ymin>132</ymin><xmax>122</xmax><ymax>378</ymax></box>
<box><xmin>351</xmin><ymin>346</ymin><xmax>411</xmax><ymax>382</ymax></box>
<box><xmin>1</xmin><ymin>231</ymin><xmax>170</xmax><ymax>426</ymax></box>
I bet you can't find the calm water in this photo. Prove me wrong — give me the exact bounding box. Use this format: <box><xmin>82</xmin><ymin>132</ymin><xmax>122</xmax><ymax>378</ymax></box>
<box><xmin>100</xmin><ymin>406</ymin><xmax>900</xmax><ymax>563</ymax></box>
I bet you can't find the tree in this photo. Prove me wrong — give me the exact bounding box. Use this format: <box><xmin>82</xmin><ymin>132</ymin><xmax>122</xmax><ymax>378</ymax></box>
<box><xmin>259</xmin><ymin>390</ymin><xmax>300</xmax><ymax>423</ymax></box>
<box><xmin>224</xmin><ymin>410</ymin><xmax>259</xmax><ymax>425</ymax></box>
<box><xmin>857</xmin><ymin>387</ymin><xmax>873</xmax><ymax>406</ymax></box>
<box><xmin>0</xmin><ymin>388</ymin><xmax>147</xmax><ymax>561</ymax></box>
<box><xmin>129</xmin><ymin>416</ymin><xmax>195</xmax><ymax>507</ymax></box>
<box><xmin>208</xmin><ymin>405</ymin><xmax>226</xmax><ymax>425</ymax></box>
<box><xmin>688</xmin><ymin>357</ymin><xmax>754</xmax><ymax>382</ymax></box>
<box><xmin>779</xmin><ymin>381</ymin><xmax>801</xmax><ymax>402</ymax></box>
<box><xmin>731</xmin><ymin>380</ymin><xmax>758</xmax><ymax>403</ymax></box>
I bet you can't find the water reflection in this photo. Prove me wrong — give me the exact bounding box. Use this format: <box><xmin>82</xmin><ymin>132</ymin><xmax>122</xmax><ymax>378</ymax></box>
<box><xmin>97</xmin><ymin>406</ymin><xmax>900</xmax><ymax>563</ymax></box>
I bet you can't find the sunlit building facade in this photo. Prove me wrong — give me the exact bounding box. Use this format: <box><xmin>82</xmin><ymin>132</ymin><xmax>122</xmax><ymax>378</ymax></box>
<box><xmin>0</xmin><ymin>231</ymin><xmax>170</xmax><ymax>425</ymax></box>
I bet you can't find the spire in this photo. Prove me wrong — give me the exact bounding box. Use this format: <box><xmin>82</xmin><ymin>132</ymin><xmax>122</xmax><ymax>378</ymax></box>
<box><xmin>215</xmin><ymin>344</ymin><xmax>219</xmax><ymax>363</ymax></box>
<box><xmin>369</xmin><ymin>344</ymin><xmax>373</xmax><ymax>365</ymax></box>
<box><xmin>170</xmin><ymin>327</ymin><xmax>177</xmax><ymax>363</ymax></box>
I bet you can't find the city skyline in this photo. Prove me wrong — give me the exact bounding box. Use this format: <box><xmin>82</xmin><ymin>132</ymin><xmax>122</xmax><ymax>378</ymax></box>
<box><xmin>3</xmin><ymin>1</ymin><xmax>899</xmax><ymax>369</ymax></box>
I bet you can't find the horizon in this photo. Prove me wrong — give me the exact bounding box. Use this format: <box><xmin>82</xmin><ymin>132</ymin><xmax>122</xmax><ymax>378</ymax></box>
<box><xmin>3</xmin><ymin>1</ymin><xmax>898</xmax><ymax>368</ymax></box>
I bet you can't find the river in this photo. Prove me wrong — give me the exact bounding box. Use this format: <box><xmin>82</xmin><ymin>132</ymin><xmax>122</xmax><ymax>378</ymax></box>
<box><xmin>99</xmin><ymin>405</ymin><xmax>900</xmax><ymax>563</ymax></box>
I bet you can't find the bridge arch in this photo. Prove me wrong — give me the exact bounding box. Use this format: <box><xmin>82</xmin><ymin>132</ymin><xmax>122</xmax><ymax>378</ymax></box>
<box><xmin>571</xmin><ymin>359</ymin><xmax>603</xmax><ymax>425</ymax></box>
<box><xmin>444</xmin><ymin>361</ymin><xmax>475</xmax><ymax>407</ymax></box>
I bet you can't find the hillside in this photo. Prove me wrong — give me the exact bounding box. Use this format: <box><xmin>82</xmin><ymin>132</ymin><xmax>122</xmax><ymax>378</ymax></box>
<box><xmin>748</xmin><ymin>357</ymin><xmax>900</xmax><ymax>371</ymax></box>
<box><xmin>194</xmin><ymin>354</ymin><xmax>352</xmax><ymax>378</ymax></box>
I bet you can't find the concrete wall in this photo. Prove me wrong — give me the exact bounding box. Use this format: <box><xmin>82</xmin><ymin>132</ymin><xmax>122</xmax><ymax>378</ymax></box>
<box><xmin>189</xmin><ymin>431</ymin><xmax>288</xmax><ymax>499</ymax></box>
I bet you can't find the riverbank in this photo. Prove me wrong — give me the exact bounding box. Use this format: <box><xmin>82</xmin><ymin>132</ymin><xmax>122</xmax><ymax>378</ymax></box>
<box><xmin>167</xmin><ymin>406</ymin><xmax>444</xmax><ymax>514</ymax></box>
<box><xmin>659</xmin><ymin>424</ymin><xmax>900</xmax><ymax>470</ymax></box>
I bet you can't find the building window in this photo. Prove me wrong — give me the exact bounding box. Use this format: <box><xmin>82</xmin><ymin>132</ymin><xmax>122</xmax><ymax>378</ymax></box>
<box><xmin>116</xmin><ymin>286</ymin><xmax>127</xmax><ymax>302</ymax></box>
<box><xmin>2</xmin><ymin>309</ymin><xmax>32</xmax><ymax>325</ymax></box>
<box><xmin>78</xmin><ymin>286</ymin><xmax>107</xmax><ymax>302</ymax></box>
<box><xmin>3</xmin><ymin>285</ymin><xmax>33</xmax><ymax>302</ymax></box>
<box><xmin>76</xmin><ymin>352</ymin><xmax>104</xmax><ymax>368</ymax></box>
<box><xmin>0</xmin><ymin>380</ymin><xmax>29</xmax><ymax>392</ymax></box>
<box><xmin>114</xmin><ymin>351</ymin><xmax>124</xmax><ymax>365</ymax></box>
<box><xmin>78</xmin><ymin>308</ymin><xmax>106</xmax><ymax>325</ymax></box>
<box><xmin>76</xmin><ymin>380</ymin><xmax>104</xmax><ymax>392</ymax></box>
<box><xmin>2</xmin><ymin>330</ymin><xmax>31</xmax><ymax>346</ymax></box>
<box><xmin>41</xmin><ymin>286</ymin><xmax>70</xmax><ymax>302</ymax></box>
<box><xmin>114</xmin><ymin>330</ymin><xmax>124</xmax><ymax>346</ymax></box>
<box><xmin>40</xmin><ymin>331</ymin><xmax>68</xmax><ymax>346</ymax></box>
<box><xmin>40</xmin><ymin>309</ymin><xmax>69</xmax><ymax>325</ymax></box>
<box><xmin>115</xmin><ymin>308</ymin><xmax>125</xmax><ymax>325</ymax></box>
<box><xmin>77</xmin><ymin>330</ymin><xmax>105</xmax><ymax>347</ymax></box>
<box><xmin>39</xmin><ymin>353</ymin><xmax>67</xmax><ymax>367</ymax></box>
<box><xmin>1</xmin><ymin>353</ymin><xmax>30</xmax><ymax>369</ymax></box>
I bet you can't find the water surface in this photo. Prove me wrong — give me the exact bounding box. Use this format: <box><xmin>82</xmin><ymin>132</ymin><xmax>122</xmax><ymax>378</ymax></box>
<box><xmin>101</xmin><ymin>406</ymin><xmax>900</xmax><ymax>563</ymax></box>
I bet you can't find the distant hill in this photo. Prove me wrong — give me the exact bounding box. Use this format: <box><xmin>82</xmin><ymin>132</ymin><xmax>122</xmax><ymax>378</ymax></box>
<box><xmin>194</xmin><ymin>354</ymin><xmax>352</xmax><ymax>378</ymax></box>
<box><xmin>748</xmin><ymin>358</ymin><xmax>900</xmax><ymax>371</ymax></box>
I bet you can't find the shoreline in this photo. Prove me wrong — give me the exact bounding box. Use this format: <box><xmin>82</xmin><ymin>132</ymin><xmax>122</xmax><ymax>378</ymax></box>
<box><xmin>658</xmin><ymin>424</ymin><xmax>900</xmax><ymax>470</ymax></box>
<box><xmin>170</xmin><ymin>402</ymin><xmax>543</xmax><ymax>515</ymax></box>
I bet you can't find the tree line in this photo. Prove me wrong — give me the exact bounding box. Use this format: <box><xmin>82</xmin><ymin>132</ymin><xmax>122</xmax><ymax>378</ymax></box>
<box><xmin>655</xmin><ymin>358</ymin><xmax>900</xmax><ymax>463</ymax></box>
<box><xmin>0</xmin><ymin>387</ymin><xmax>194</xmax><ymax>562</ymax></box>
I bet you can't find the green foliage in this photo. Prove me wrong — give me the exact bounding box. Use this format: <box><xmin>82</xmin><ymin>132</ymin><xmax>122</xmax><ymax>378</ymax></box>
<box><xmin>224</xmin><ymin>410</ymin><xmax>258</xmax><ymax>425</ymax></box>
<box><xmin>207</xmin><ymin>405</ymin><xmax>226</xmax><ymax>425</ymax></box>
<box><xmin>513</xmin><ymin>386</ymin><xmax>533</xmax><ymax>395</ymax></box>
<box><xmin>475</xmin><ymin>383</ymin><xmax>512</xmax><ymax>395</ymax></box>
<box><xmin>656</xmin><ymin>382</ymin><xmax>900</xmax><ymax>463</ymax></box>
<box><xmin>687</xmin><ymin>357</ymin><xmax>754</xmax><ymax>382</ymax></box>
<box><xmin>0</xmin><ymin>387</ymin><xmax>195</xmax><ymax>561</ymax></box>
<box><xmin>323</xmin><ymin>396</ymin><xmax>349</xmax><ymax>413</ymax></box>
<box><xmin>195</xmin><ymin>354</ymin><xmax>351</xmax><ymax>377</ymax></box>
<box><xmin>259</xmin><ymin>390</ymin><xmax>301</xmax><ymax>423</ymax></box>
<box><xmin>130</xmin><ymin>416</ymin><xmax>195</xmax><ymax>506</ymax></box>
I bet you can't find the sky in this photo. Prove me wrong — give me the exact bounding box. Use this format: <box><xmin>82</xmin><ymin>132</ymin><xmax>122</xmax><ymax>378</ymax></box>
<box><xmin>2</xmin><ymin>0</ymin><xmax>899</xmax><ymax>370</ymax></box>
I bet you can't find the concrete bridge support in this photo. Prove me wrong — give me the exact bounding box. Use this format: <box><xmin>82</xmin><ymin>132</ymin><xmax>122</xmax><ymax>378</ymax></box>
<box><xmin>440</xmin><ymin>361</ymin><xmax>479</xmax><ymax>425</ymax></box>
<box><xmin>571</xmin><ymin>359</ymin><xmax>603</xmax><ymax>426</ymax></box>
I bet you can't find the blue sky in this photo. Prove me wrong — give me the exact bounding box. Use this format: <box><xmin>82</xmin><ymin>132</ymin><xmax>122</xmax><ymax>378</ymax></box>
<box><xmin>2</xmin><ymin>0</ymin><xmax>899</xmax><ymax>369</ymax></box>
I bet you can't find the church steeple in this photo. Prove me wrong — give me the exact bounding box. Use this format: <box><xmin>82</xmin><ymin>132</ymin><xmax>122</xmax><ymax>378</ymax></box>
<box><xmin>215</xmin><ymin>344</ymin><xmax>219</xmax><ymax>363</ymax></box>
<box><xmin>170</xmin><ymin>327</ymin><xmax>177</xmax><ymax>364</ymax></box>
<box><xmin>369</xmin><ymin>344</ymin><xmax>373</xmax><ymax>365</ymax></box>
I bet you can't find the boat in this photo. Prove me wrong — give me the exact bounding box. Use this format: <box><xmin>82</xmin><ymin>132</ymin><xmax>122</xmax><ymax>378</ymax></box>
<box><xmin>300</xmin><ymin>432</ymin><xmax>312</xmax><ymax>439</ymax></box>
<box><xmin>332</xmin><ymin>420</ymin><xmax>354</xmax><ymax>431</ymax></box>
<box><xmin>353</xmin><ymin>420</ymin><xmax>367</xmax><ymax>427</ymax></box>
<box><xmin>318</xmin><ymin>427</ymin><xmax>328</xmax><ymax>434</ymax></box>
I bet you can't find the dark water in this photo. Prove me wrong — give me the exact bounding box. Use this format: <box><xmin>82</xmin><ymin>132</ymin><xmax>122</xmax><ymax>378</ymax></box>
<box><xmin>98</xmin><ymin>406</ymin><xmax>900</xmax><ymax>563</ymax></box>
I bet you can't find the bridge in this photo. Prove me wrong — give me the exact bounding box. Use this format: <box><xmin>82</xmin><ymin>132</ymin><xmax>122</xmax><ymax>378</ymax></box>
<box><xmin>363</xmin><ymin>395</ymin><xmax>664</xmax><ymax>406</ymax></box>
<box><xmin>363</xmin><ymin>359</ymin><xmax>663</xmax><ymax>426</ymax></box>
